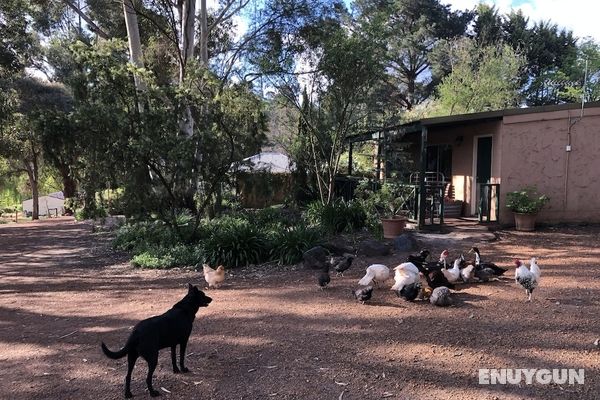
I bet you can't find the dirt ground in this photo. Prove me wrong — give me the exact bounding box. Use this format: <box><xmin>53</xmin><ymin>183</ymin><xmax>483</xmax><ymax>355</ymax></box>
<box><xmin>1</xmin><ymin>218</ymin><xmax>599</xmax><ymax>400</ymax></box>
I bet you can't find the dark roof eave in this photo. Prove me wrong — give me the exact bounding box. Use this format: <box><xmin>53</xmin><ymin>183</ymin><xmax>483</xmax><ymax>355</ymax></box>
<box><xmin>345</xmin><ymin>101</ymin><xmax>600</xmax><ymax>144</ymax></box>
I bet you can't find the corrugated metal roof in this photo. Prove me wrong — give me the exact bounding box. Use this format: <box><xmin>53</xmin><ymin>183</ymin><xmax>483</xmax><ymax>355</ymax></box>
<box><xmin>236</xmin><ymin>151</ymin><xmax>294</xmax><ymax>173</ymax></box>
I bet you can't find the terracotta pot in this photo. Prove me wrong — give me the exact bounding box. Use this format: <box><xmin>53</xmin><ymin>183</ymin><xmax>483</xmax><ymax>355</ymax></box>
<box><xmin>381</xmin><ymin>216</ymin><xmax>407</xmax><ymax>239</ymax></box>
<box><xmin>514</xmin><ymin>212</ymin><xmax>537</xmax><ymax>231</ymax></box>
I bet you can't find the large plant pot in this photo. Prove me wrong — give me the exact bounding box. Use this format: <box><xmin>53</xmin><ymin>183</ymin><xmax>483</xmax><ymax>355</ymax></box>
<box><xmin>514</xmin><ymin>212</ymin><xmax>537</xmax><ymax>231</ymax></box>
<box><xmin>381</xmin><ymin>216</ymin><xmax>408</xmax><ymax>239</ymax></box>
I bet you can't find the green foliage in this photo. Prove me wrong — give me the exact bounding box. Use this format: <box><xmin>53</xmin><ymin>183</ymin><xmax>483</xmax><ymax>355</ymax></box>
<box><xmin>506</xmin><ymin>186</ymin><xmax>549</xmax><ymax>214</ymax></box>
<box><xmin>304</xmin><ymin>199</ymin><xmax>366</xmax><ymax>233</ymax></box>
<box><xmin>131</xmin><ymin>244</ymin><xmax>203</xmax><ymax>269</ymax></box>
<box><xmin>269</xmin><ymin>225</ymin><xmax>322</xmax><ymax>265</ymax></box>
<box><xmin>113</xmin><ymin>220</ymin><xmax>178</xmax><ymax>253</ymax></box>
<box><xmin>434</xmin><ymin>38</ymin><xmax>524</xmax><ymax>115</ymax></box>
<box><xmin>201</xmin><ymin>218</ymin><xmax>268</xmax><ymax>268</ymax></box>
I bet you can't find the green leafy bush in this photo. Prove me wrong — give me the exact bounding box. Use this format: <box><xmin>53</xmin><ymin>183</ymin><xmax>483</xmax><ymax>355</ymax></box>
<box><xmin>269</xmin><ymin>225</ymin><xmax>322</xmax><ymax>264</ymax></box>
<box><xmin>113</xmin><ymin>220</ymin><xmax>178</xmax><ymax>253</ymax></box>
<box><xmin>130</xmin><ymin>244</ymin><xmax>202</xmax><ymax>269</ymax></box>
<box><xmin>304</xmin><ymin>199</ymin><xmax>366</xmax><ymax>233</ymax></box>
<box><xmin>506</xmin><ymin>186</ymin><xmax>549</xmax><ymax>214</ymax></box>
<box><xmin>202</xmin><ymin>218</ymin><xmax>268</xmax><ymax>268</ymax></box>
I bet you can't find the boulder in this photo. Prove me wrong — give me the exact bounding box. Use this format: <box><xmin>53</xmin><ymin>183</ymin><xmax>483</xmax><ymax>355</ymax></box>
<box><xmin>393</xmin><ymin>233</ymin><xmax>417</xmax><ymax>252</ymax></box>
<box><xmin>303</xmin><ymin>246</ymin><xmax>330</xmax><ymax>270</ymax></box>
<box><xmin>357</xmin><ymin>239</ymin><xmax>390</xmax><ymax>257</ymax></box>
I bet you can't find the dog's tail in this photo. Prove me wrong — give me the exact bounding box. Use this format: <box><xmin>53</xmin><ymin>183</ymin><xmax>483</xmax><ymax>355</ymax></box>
<box><xmin>101</xmin><ymin>342</ymin><xmax>128</xmax><ymax>359</ymax></box>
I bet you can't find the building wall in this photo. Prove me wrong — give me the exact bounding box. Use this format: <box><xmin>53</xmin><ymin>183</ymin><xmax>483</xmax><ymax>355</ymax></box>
<box><xmin>499</xmin><ymin>106</ymin><xmax>600</xmax><ymax>224</ymax></box>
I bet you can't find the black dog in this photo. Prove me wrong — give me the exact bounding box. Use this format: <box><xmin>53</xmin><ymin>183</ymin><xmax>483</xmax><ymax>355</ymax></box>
<box><xmin>101</xmin><ymin>284</ymin><xmax>212</xmax><ymax>398</ymax></box>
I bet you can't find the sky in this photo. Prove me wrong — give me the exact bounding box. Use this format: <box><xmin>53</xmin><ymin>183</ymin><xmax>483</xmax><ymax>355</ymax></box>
<box><xmin>444</xmin><ymin>0</ymin><xmax>600</xmax><ymax>42</ymax></box>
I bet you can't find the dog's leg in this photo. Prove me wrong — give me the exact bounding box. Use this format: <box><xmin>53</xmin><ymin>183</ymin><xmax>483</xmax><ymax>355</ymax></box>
<box><xmin>145</xmin><ymin>352</ymin><xmax>161</xmax><ymax>397</ymax></box>
<box><xmin>179</xmin><ymin>340</ymin><xmax>190</xmax><ymax>373</ymax></box>
<box><xmin>171</xmin><ymin>346</ymin><xmax>180</xmax><ymax>373</ymax></box>
<box><xmin>125</xmin><ymin>352</ymin><xmax>138</xmax><ymax>399</ymax></box>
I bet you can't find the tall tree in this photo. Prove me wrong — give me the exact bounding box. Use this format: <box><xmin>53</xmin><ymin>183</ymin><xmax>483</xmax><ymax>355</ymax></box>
<box><xmin>354</xmin><ymin>0</ymin><xmax>473</xmax><ymax>110</ymax></box>
<box><xmin>434</xmin><ymin>38</ymin><xmax>524</xmax><ymax>115</ymax></box>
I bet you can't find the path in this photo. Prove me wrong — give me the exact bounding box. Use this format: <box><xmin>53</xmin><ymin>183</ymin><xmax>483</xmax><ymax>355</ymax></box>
<box><xmin>1</xmin><ymin>218</ymin><xmax>599</xmax><ymax>399</ymax></box>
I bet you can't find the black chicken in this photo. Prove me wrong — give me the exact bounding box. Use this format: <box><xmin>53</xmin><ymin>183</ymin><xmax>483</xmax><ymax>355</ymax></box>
<box><xmin>317</xmin><ymin>268</ymin><xmax>330</xmax><ymax>289</ymax></box>
<box><xmin>331</xmin><ymin>254</ymin><xmax>354</xmax><ymax>276</ymax></box>
<box><xmin>423</xmin><ymin>269</ymin><xmax>455</xmax><ymax>290</ymax></box>
<box><xmin>352</xmin><ymin>286</ymin><xmax>373</xmax><ymax>303</ymax></box>
<box><xmin>469</xmin><ymin>247</ymin><xmax>507</xmax><ymax>276</ymax></box>
<box><xmin>395</xmin><ymin>281</ymin><xmax>422</xmax><ymax>301</ymax></box>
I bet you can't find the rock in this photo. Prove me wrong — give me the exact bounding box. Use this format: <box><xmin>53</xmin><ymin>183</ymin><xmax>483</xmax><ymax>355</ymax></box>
<box><xmin>322</xmin><ymin>237</ymin><xmax>355</xmax><ymax>256</ymax></box>
<box><xmin>357</xmin><ymin>239</ymin><xmax>390</xmax><ymax>257</ymax></box>
<box><xmin>594</xmin><ymin>339</ymin><xmax>599</xmax><ymax>347</ymax></box>
<box><xmin>430</xmin><ymin>286</ymin><xmax>452</xmax><ymax>307</ymax></box>
<box><xmin>393</xmin><ymin>233</ymin><xmax>417</xmax><ymax>252</ymax></box>
<box><xmin>303</xmin><ymin>246</ymin><xmax>330</xmax><ymax>270</ymax></box>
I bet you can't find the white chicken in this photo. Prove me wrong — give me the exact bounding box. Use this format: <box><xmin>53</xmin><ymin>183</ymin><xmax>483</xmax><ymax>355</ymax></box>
<box><xmin>441</xmin><ymin>257</ymin><xmax>462</xmax><ymax>283</ymax></box>
<box><xmin>390</xmin><ymin>262</ymin><xmax>420</xmax><ymax>291</ymax></box>
<box><xmin>514</xmin><ymin>258</ymin><xmax>541</xmax><ymax>301</ymax></box>
<box><xmin>358</xmin><ymin>264</ymin><xmax>390</xmax><ymax>286</ymax></box>
<box><xmin>460</xmin><ymin>264</ymin><xmax>476</xmax><ymax>283</ymax></box>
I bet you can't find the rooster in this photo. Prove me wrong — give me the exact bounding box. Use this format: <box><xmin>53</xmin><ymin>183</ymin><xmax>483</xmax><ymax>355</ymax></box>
<box><xmin>358</xmin><ymin>264</ymin><xmax>390</xmax><ymax>286</ymax></box>
<box><xmin>203</xmin><ymin>264</ymin><xmax>225</xmax><ymax>288</ymax></box>
<box><xmin>515</xmin><ymin>258</ymin><xmax>541</xmax><ymax>301</ymax></box>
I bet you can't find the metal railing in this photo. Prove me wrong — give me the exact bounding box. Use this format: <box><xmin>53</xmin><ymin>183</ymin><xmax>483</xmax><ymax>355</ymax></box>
<box><xmin>478</xmin><ymin>183</ymin><xmax>500</xmax><ymax>223</ymax></box>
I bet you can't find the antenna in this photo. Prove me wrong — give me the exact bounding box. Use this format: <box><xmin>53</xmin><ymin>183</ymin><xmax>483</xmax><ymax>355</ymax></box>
<box><xmin>581</xmin><ymin>58</ymin><xmax>588</xmax><ymax>118</ymax></box>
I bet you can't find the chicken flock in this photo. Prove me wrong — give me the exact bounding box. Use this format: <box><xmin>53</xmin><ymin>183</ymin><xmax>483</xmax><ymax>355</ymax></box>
<box><xmin>201</xmin><ymin>246</ymin><xmax>541</xmax><ymax>306</ymax></box>
<box><xmin>319</xmin><ymin>246</ymin><xmax>540</xmax><ymax>306</ymax></box>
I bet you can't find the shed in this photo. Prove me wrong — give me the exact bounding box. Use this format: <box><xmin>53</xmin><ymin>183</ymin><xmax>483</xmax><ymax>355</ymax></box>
<box><xmin>22</xmin><ymin>191</ymin><xmax>65</xmax><ymax>217</ymax></box>
<box><xmin>234</xmin><ymin>152</ymin><xmax>294</xmax><ymax>208</ymax></box>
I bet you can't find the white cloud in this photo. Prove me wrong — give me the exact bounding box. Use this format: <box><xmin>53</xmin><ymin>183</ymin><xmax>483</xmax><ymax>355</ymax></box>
<box><xmin>444</xmin><ymin>0</ymin><xmax>600</xmax><ymax>42</ymax></box>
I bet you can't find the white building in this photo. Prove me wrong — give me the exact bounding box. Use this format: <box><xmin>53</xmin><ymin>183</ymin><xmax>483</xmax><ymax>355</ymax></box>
<box><xmin>22</xmin><ymin>191</ymin><xmax>65</xmax><ymax>217</ymax></box>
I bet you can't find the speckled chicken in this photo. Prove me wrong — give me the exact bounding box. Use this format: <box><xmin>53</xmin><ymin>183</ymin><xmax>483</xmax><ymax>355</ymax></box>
<box><xmin>352</xmin><ymin>286</ymin><xmax>373</xmax><ymax>303</ymax></box>
<box><xmin>515</xmin><ymin>258</ymin><xmax>540</xmax><ymax>301</ymax></box>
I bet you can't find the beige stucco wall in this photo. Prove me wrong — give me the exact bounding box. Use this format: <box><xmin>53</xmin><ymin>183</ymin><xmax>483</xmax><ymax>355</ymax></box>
<box><xmin>428</xmin><ymin>120</ymin><xmax>502</xmax><ymax>216</ymax></box>
<box><xmin>500</xmin><ymin>106</ymin><xmax>600</xmax><ymax>224</ymax></box>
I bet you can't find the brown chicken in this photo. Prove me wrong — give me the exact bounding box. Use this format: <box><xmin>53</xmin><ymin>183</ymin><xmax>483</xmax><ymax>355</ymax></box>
<box><xmin>203</xmin><ymin>264</ymin><xmax>225</xmax><ymax>288</ymax></box>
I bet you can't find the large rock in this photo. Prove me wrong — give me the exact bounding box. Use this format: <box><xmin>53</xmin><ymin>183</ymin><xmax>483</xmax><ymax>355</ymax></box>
<box><xmin>322</xmin><ymin>237</ymin><xmax>355</xmax><ymax>256</ymax></box>
<box><xmin>303</xmin><ymin>246</ymin><xmax>330</xmax><ymax>270</ymax></box>
<box><xmin>357</xmin><ymin>239</ymin><xmax>390</xmax><ymax>257</ymax></box>
<box><xmin>393</xmin><ymin>233</ymin><xmax>417</xmax><ymax>252</ymax></box>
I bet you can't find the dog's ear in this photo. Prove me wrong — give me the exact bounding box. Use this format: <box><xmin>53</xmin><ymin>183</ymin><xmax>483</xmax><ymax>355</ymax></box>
<box><xmin>187</xmin><ymin>283</ymin><xmax>194</xmax><ymax>291</ymax></box>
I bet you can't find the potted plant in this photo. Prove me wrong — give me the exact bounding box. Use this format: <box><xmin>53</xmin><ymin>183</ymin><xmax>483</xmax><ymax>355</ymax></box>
<box><xmin>374</xmin><ymin>182</ymin><xmax>412</xmax><ymax>239</ymax></box>
<box><xmin>505</xmin><ymin>186</ymin><xmax>549</xmax><ymax>231</ymax></box>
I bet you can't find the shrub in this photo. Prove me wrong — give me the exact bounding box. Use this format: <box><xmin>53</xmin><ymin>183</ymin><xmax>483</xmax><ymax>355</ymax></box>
<box><xmin>269</xmin><ymin>225</ymin><xmax>322</xmax><ymax>265</ymax></box>
<box><xmin>304</xmin><ymin>199</ymin><xmax>366</xmax><ymax>233</ymax></box>
<box><xmin>130</xmin><ymin>244</ymin><xmax>203</xmax><ymax>269</ymax></box>
<box><xmin>113</xmin><ymin>220</ymin><xmax>178</xmax><ymax>253</ymax></box>
<box><xmin>202</xmin><ymin>218</ymin><xmax>268</xmax><ymax>268</ymax></box>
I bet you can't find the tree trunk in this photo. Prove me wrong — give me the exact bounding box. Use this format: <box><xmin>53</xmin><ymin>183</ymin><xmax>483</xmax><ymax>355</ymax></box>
<box><xmin>123</xmin><ymin>0</ymin><xmax>146</xmax><ymax>92</ymax></box>
<box><xmin>199</xmin><ymin>0</ymin><xmax>208</xmax><ymax>66</ymax></box>
<box><xmin>180</xmin><ymin>0</ymin><xmax>196</xmax><ymax>81</ymax></box>
<box><xmin>24</xmin><ymin>159</ymin><xmax>39</xmax><ymax>220</ymax></box>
